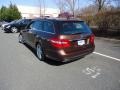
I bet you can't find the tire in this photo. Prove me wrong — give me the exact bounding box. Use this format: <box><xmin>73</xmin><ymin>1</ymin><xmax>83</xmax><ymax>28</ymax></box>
<box><xmin>36</xmin><ymin>43</ymin><xmax>45</xmax><ymax>61</ymax></box>
<box><xmin>18</xmin><ymin>34</ymin><xmax>24</xmax><ymax>43</ymax></box>
<box><xmin>11</xmin><ymin>27</ymin><xmax>18</xmax><ymax>33</ymax></box>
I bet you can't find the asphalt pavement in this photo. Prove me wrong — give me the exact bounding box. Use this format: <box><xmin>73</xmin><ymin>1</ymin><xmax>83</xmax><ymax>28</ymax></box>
<box><xmin>0</xmin><ymin>28</ymin><xmax>120</xmax><ymax>90</ymax></box>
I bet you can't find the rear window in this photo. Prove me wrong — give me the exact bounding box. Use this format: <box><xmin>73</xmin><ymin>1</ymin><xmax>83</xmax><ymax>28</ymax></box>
<box><xmin>58</xmin><ymin>21</ymin><xmax>92</xmax><ymax>35</ymax></box>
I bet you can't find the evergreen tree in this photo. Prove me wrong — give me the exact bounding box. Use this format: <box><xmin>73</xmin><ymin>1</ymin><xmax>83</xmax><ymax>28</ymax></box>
<box><xmin>0</xmin><ymin>6</ymin><xmax>8</xmax><ymax>21</ymax></box>
<box><xmin>0</xmin><ymin>3</ymin><xmax>21</xmax><ymax>21</ymax></box>
<box><xmin>8</xmin><ymin>3</ymin><xmax>21</xmax><ymax>21</ymax></box>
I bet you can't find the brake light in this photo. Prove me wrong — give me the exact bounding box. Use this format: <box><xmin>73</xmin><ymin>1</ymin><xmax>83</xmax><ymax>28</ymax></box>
<box><xmin>50</xmin><ymin>38</ymin><xmax>71</xmax><ymax>48</ymax></box>
<box><xmin>89</xmin><ymin>34</ymin><xmax>94</xmax><ymax>44</ymax></box>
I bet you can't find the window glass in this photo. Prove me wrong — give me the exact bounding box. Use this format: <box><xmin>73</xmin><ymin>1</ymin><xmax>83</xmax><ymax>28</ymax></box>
<box><xmin>59</xmin><ymin>21</ymin><xmax>92</xmax><ymax>35</ymax></box>
<box><xmin>33</xmin><ymin>21</ymin><xmax>42</xmax><ymax>30</ymax></box>
<box><xmin>44</xmin><ymin>21</ymin><xmax>54</xmax><ymax>33</ymax></box>
<box><xmin>26</xmin><ymin>21</ymin><xmax>34</xmax><ymax>29</ymax></box>
<box><xmin>23</xmin><ymin>20</ymin><xmax>29</xmax><ymax>24</ymax></box>
<box><xmin>27</xmin><ymin>21</ymin><xmax>42</xmax><ymax>30</ymax></box>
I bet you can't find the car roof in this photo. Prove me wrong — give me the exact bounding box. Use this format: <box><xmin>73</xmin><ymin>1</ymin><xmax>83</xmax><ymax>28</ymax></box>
<box><xmin>33</xmin><ymin>18</ymin><xmax>84</xmax><ymax>22</ymax></box>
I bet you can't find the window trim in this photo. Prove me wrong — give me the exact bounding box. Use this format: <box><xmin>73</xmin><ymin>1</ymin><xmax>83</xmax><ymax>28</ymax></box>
<box><xmin>26</xmin><ymin>20</ymin><xmax>56</xmax><ymax>35</ymax></box>
<box><xmin>26</xmin><ymin>21</ymin><xmax>35</xmax><ymax>29</ymax></box>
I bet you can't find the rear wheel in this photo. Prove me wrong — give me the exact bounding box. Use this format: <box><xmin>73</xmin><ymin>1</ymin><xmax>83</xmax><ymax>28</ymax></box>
<box><xmin>11</xmin><ymin>27</ymin><xmax>18</xmax><ymax>33</ymax></box>
<box><xmin>36</xmin><ymin>43</ymin><xmax>45</xmax><ymax>61</ymax></box>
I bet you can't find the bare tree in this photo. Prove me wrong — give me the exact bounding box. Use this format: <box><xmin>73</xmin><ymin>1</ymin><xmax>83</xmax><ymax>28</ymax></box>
<box><xmin>91</xmin><ymin>0</ymin><xmax>111</xmax><ymax>12</ymax></box>
<box><xmin>77</xmin><ymin>0</ymin><xmax>80</xmax><ymax>11</ymax></box>
<box><xmin>65</xmin><ymin>0</ymin><xmax>77</xmax><ymax>17</ymax></box>
<box><xmin>38</xmin><ymin>0</ymin><xmax>46</xmax><ymax>17</ymax></box>
<box><xmin>43</xmin><ymin>0</ymin><xmax>46</xmax><ymax>16</ymax></box>
<box><xmin>55</xmin><ymin>0</ymin><xmax>67</xmax><ymax>13</ymax></box>
<box><xmin>55</xmin><ymin>0</ymin><xmax>82</xmax><ymax>17</ymax></box>
<box><xmin>112</xmin><ymin>0</ymin><xmax>120</xmax><ymax>9</ymax></box>
<box><xmin>80</xmin><ymin>5</ymin><xmax>98</xmax><ymax>15</ymax></box>
<box><xmin>38</xmin><ymin>0</ymin><xmax>42</xmax><ymax>17</ymax></box>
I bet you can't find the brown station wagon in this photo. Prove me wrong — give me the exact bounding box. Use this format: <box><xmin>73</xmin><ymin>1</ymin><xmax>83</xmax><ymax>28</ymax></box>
<box><xmin>18</xmin><ymin>18</ymin><xmax>95</xmax><ymax>62</ymax></box>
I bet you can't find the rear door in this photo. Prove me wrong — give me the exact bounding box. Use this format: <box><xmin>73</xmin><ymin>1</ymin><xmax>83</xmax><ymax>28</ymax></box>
<box><xmin>42</xmin><ymin>21</ymin><xmax>56</xmax><ymax>51</ymax></box>
<box><xmin>22</xmin><ymin>21</ymin><xmax>34</xmax><ymax>45</ymax></box>
<box><xmin>28</xmin><ymin>20</ymin><xmax>43</xmax><ymax>47</ymax></box>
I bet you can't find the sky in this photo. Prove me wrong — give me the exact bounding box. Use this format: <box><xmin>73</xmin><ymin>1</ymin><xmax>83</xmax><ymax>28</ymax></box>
<box><xmin>0</xmin><ymin>0</ymin><xmax>92</xmax><ymax>8</ymax></box>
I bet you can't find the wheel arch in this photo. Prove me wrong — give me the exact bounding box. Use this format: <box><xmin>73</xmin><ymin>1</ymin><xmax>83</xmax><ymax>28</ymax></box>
<box><xmin>35</xmin><ymin>39</ymin><xmax>43</xmax><ymax>48</ymax></box>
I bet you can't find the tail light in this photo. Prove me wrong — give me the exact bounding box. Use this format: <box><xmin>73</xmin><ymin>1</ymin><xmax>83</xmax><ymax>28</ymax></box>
<box><xmin>89</xmin><ymin>34</ymin><xmax>94</xmax><ymax>44</ymax></box>
<box><xmin>50</xmin><ymin>37</ymin><xmax>71</xmax><ymax>48</ymax></box>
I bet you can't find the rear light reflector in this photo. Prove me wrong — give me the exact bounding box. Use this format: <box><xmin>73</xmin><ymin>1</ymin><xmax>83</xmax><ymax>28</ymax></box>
<box><xmin>50</xmin><ymin>38</ymin><xmax>71</xmax><ymax>48</ymax></box>
<box><xmin>89</xmin><ymin>34</ymin><xmax>94</xmax><ymax>44</ymax></box>
<box><xmin>59</xmin><ymin>50</ymin><xmax>66</xmax><ymax>55</ymax></box>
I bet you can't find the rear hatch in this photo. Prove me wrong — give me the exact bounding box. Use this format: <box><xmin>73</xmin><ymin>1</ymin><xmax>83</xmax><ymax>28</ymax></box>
<box><xmin>55</xmin><ymin>21</ymin><xmax>94</xmax><ymax>53</ymax></box>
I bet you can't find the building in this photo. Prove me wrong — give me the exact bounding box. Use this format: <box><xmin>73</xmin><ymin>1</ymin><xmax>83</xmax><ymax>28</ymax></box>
<box><xmin>17</xmin><ymin>5</ymin><xmax>60</xmax><ymax>19</ymax></box>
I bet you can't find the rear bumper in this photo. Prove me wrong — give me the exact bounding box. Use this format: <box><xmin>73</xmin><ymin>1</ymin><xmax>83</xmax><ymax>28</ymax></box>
<box><xmin>46</xmin><ymin>47</ymin><xmax>95</xmax><ymax>62</ymax></box>
<box><xmin>62</xmin><ymin>48</ymin><xmax>94</xmax><ymax>62</ymax></box>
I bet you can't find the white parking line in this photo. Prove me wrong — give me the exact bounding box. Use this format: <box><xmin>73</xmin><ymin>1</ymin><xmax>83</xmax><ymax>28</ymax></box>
<box><xmin>93</xmin><ymin>52</ymin><xmax>120</xmax><ymax>62</ymax></box>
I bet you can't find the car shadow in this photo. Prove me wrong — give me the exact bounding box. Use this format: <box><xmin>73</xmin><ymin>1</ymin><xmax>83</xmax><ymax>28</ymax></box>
<box><xmin>23</xmin><ymin>43</ymin><xmax>83</xmax><ymax>66</ymax></box>
<box><xmin>3</xmin><ymin>31</ymin><xmax>17</xmax><ymax>34</ymax></box>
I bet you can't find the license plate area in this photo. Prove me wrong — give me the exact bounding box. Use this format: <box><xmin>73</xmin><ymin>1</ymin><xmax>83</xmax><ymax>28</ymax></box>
<box><xmin>77</xmin><ymin>40</ymin><xmax>85</xmax><ymax>46</ymax></box>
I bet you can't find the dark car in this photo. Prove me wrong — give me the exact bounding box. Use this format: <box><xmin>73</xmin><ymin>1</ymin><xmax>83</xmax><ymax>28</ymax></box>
<box><xmin>4</xmin><ymin>19</ymin><xmax>32</xmax><ymax>33</ymax></box>
<box><xmin>2</xmin><ymin>20</ymin><xmax>17</xmax><ymax>30</ymax></box>
<box><xmin>18</xmin><ymin>18</ymin><xmax>95</xmax><ymax>62</ymax></box>
<box><xmin>0</xmin><ymin>21</ymin><xmax>8</xmax><ymax>27</ymax></box>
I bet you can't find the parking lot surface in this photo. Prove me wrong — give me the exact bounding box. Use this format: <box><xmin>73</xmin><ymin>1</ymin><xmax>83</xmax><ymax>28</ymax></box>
<box><xmin>0</xmin><ymin>28</ymin><xmax>120</xmax><ymax>90</ymax></box>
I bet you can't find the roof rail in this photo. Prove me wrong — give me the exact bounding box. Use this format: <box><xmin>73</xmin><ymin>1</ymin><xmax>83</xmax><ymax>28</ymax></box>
<box><xmin>33</xmin><ymin>17</ymin><xmax>82</xmax><ymax>21</ymax></box>
<box><xmin>45</xmin><ymin>17</ymin><xmax>82</xmax><ymax>20</ymax></box>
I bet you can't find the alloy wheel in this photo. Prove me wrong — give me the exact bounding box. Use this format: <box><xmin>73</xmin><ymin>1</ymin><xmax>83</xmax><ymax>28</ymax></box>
<box><xmin>11</xmin><ymin>27</ymin><xmax>18</xmax><ymax>33</ymax></box>
<box><xmin>19</xmin><ymin>34</ymin><xmax>24</xmax><ymax>43</ymax></box>
<box><xmin>37</xmin><ymin>44</ymin><xmax>43</xmax><ymax>60</ymax></box>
